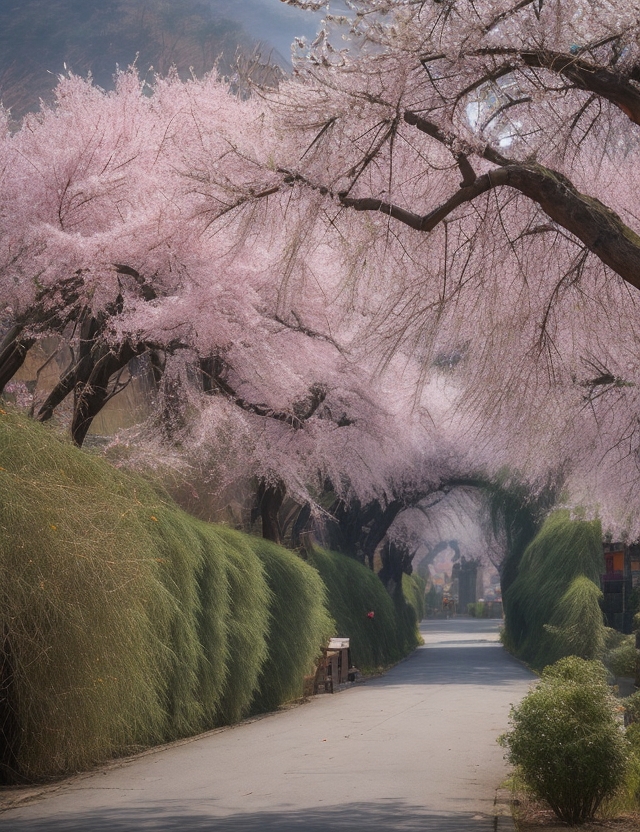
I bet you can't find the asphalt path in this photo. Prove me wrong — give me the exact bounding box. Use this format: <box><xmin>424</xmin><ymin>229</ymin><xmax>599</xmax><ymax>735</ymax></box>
<box><xmin>0</xmin><ymin>618</ymin><xmax>534</xmax><ymax>832</ymax></box>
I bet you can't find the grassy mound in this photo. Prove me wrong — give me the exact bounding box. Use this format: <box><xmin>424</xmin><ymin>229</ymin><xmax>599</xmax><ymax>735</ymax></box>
<box><xmin>0</xmin><ymin>410</ymin><xmax>331</xmax><ymax>781</ymax></box>
<box><xmin>503</xmin><ymin>510</ymin><xmax>605</xmax><ymax>669</ymax></box>
<box><xmin>307</xmin><ymin>547</ymin><xmax>422</xmax><ymax>672</ymax></box>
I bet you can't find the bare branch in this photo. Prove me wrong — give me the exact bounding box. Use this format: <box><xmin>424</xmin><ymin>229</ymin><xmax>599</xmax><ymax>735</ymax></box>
<box><xmin>338</xmin><ymin>159</ymin><xmax>640</xmax><ymax>293</ymax></box>
<box><xmin>483</xmin><ymin>0</ymin><xmax>542</xmax><ymax>34</ymax></box>
<box><xmin>202</xmin><ymin>355</ymin><xmax>330</xmax><ymax>430</ymax></box>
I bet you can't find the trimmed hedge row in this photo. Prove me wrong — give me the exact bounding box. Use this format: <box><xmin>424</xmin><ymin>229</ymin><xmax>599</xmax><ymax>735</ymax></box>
<box><xmin>0</xmin><ymin>411</ymin><xmax>335</xmax><ymax>781</ymax></box>
<box><xmin>0</xmin><ymin>411</ymin><xmax>421</xmax><ymax>782</ymax></box>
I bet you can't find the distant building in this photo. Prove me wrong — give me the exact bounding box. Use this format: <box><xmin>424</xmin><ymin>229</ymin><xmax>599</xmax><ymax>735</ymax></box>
<box><xmin>452</xmin><ymin>557</ymin><xmax>483</xmax><ymax>614</ymax></box>
<box><xmin>601</xmin><ymin>542</ymin><xmax>640</xmax><ymax>633</ymax></box>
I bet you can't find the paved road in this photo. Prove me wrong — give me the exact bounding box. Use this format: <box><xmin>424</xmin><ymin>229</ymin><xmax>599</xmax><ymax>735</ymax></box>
<box><xmin>0</xmin><ymin>619</ymin><xmax>534</xmax><ymax>831</ymax></box>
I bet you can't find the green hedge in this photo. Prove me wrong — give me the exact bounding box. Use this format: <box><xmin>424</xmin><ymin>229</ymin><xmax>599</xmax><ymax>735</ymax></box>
<box><xmin>0</xmin><ymin>411</ymin><xmax>331</xmax><ymax>781</ymax></box>
<box><xmin>403</xmin><ymin>573</ymin><xmax>426</xmax><ymax>622</ymax></box>
<box><xmin>503</xmin><ymin>511</ymin><xmax>605</xmax><ymax>669</ymax></box>
<box><xmin>307</xmin><ymin>547</ymin><xmax>422</xmax><ymax>672</ymax></box>
<box><xmin>0</xmin><ymin>411</ymin><xmax>421</xmax><ymax>782</ymax></box>
<box><xmin>246</xmin><ymin>536</ymin><xmax>333</xmax><ymax>713</ymax></box>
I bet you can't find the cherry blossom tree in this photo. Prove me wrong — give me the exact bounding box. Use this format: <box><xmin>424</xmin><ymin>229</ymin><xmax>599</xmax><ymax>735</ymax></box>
<box><xmin>0</xmin><ymin>68</ymin><xmax>311</xmax><ymax>447</ymax></box>
<box><xmin>252</xmin><ymin>0</ymin><xmax>640</xmax><ymax>535</ymax></box>
<box><xmin>7</xmin><ymin>2</ymin><xmax>640</xmax><ymax>549</ymax></box>
<box><xmin>0</xmin><ymin>67</ymin><xmax>474</xmax><ymax>544</ymax></box>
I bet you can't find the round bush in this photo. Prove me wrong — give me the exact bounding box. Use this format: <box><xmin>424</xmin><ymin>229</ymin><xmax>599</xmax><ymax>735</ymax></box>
<box><xmin>605</xmin><ymin>637</ymin><xmax>638</xmax><ymax>678</ymax></box>
<box><xmin>500</xmin><ymin>657</ymin><xmax>629</xmax><ymax>825</ymax></box>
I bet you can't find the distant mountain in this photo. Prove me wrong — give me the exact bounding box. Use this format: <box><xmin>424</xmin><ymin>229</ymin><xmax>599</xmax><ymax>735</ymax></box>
<box><xmin>0</xmin><ymin>0</ymin><xmax>326</xmax><ymax>118</ymax></box>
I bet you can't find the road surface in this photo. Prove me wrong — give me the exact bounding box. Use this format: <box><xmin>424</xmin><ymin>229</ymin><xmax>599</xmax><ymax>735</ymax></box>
<box><xmin>0</xmin><ymin>618</ymin><xmax>534</xmax><ymax>831</ymax></box>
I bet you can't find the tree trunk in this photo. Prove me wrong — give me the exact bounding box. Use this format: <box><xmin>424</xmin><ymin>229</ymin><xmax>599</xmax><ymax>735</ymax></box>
<box><xmin>361</xmin><ymin>500</ymin><xmax>404</xmax><ymax>570</ymax></box>
<box><xmin>37</xmin><ymin>314</ymin><xmax>101</xmax><ymax>422</ymax></box>
<box><xmin>257</xmin><ymin>479</ymin><xmax>286</xmax><ymax>544</ymax></box>
<box><xmin>0</xmin><ymin>326</ymin><xmax>34</xmax><ymax>394</ymax></box>
<box><xmin>379</xmin><ymin>540</ymin><xmax>414</xmax><ymax>591</ymax></box>
<box><xmin>71</xmin><ymin>343</ymin><xmax>138</xmax><ymax>446</ymax></box>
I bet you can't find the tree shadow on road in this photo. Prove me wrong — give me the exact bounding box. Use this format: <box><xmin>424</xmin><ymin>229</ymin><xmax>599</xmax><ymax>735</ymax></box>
<box><xmin>0</xmin><ymin>800</ymin><xmax>498</xmax><ymax>831</ymax></box>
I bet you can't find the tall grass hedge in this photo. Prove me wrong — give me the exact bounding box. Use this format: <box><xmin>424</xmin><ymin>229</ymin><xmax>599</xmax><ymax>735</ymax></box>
<box><xmin>307</xmin><ymin>547</ymin><xmax>422</xmax><ymax>671</ymax></box>
<box><xmin>503</xmin><ymin>511</ymin><xmax>606</xmax><ymax>669</ymax></box>
<box><xmin>246</xmin><ymin>536</ymin><xmax>333</xmax><ymax>713</ymax></box>
<box><xmin>0</xmin><ymin>411</ymin><xmax>332</xmax><ymax>782</ymax></box>
<box><xmin>403</xmin><ymin>573</ymin><xmax>426</xmax><ymax>623</ymax></box>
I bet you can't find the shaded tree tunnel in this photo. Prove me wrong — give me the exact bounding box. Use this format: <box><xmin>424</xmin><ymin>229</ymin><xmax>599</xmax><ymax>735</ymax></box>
<box><xmin>315</xmin><ymin>473</ymin><xmax>563</xmax><ymax>609</ymax></box>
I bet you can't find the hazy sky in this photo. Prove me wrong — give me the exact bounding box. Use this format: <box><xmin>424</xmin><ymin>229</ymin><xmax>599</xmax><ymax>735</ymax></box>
<box><xmin>0</xmin><ymin>0</ymin><xmax>351</xmax><ymax>115</ymax></box>
<box><xmin>214</xmin><ymin>0</ymin><xmax>351</xmax><ymax>63</ymax></box>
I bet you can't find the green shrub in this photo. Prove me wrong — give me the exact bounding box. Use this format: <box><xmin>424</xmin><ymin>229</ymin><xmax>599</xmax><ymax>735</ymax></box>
<box><xmin>503</xmin><ymin>511</ymin><xmax>606</xmax><ymax>669</ymax></box>
<box><xmin>624</xmin><ymin>691</ymin><xmax>640</xmax><ymax>725</ymax></box>
<box><xmin>402</xmin><ymin>573</ymin><xmax>426</xmax><ymax>622</ymax></box>
<box><xmin>0</xmin><ymin>411</ymin><xmax>174</xmax><ymax>779</ymax></box>
<box><xmin>604</xmin><ymin>627</ymin><xmax>627</xmax><ymax>650</ymax></box>
<box><xmin>213</xmin><ymin>529</ymin><xmax>271</xmax><ymax>725</ymax></box>
<box><xmin>604</xmin><ymin>636</ymin><xmax>638</xmax><ymax>678</ymax></box>
<box><xmin>624</xmin><ymin>725</ymin><xmax>640</xmax><ymax>809</ymax></box>
<box><xmin>606</xmin><ymin>707</ymin><xmax>640</xmax><ymax>814</ymax></box>
<box><xmin>393</xmin><ymin>582</ymin><xmax>420</xmax><ymax>656</ymax></box>
<box><xmin>543</xmin><ymin>575</ymin><xmax>606</xmax><ymax>664</ymax></box>
<box><xmin>500</xmin><ymin>657</ymin><xmax>629</xmax><ymax>825</ymax></box>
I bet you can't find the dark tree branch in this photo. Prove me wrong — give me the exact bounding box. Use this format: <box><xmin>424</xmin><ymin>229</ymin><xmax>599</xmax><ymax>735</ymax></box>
<box><xmin>202</xmin><ymin>355</ymin><xmax>329</xmax><ymax>429</ymax></box>
<box><xmin>476</xmin><ymin>48</ymin><xmax>640</xmax><ymax>125</ymax></box>
<box><xmin>403</xmin><ymin>110</ymin><xmax>512</xmax><ymax>166</ymax></box>
<box><xmin>272</xmin><ymin>312</ymin><xmax>343</xmax><ymax>352</ymax></box>
<box><xmin>0</xmin><ymin>272</ymin><xmax>87</xmax><ymax>392</ymax></box>
<box><xmin>339</xmin><ymin>169</ymin><xmax>502</xmax><ymax>231</ymax></box>
<box><xmin>37</xmin><ymin>311</ymin><xmax>101</xmax><ymax>422</ymax></box>
<box><xmin>256</xmin><ymin>478</ymin><xmax>287</xmax><ymax>543</ymax></box>
<box><xmin>0</xmin><ymin>326</ymin><xmax>34</xmax><ymax>393</ymax></box>
<box><xmin>71</xmin><ymin>342</ymin><xmax>143</xmax><ymax>446</ymax></box>
<box><xmin>456</xmin><ymin>153</ymin><xmax>477</xmax><ymax>188</ymax></box>
<box><xmin>113</xmin><ymin>264</ymin><xmax>157</xmax><ymax>302</ymax></box>
<box><xmin>338</xmin><ymin>153</ymin><xmax>640</xmax><ymax>292</ymax></box>
<box><xmin>483</xmin><ymin>0</ymin><xmax>542</xmax><ymax>34</ymax></box>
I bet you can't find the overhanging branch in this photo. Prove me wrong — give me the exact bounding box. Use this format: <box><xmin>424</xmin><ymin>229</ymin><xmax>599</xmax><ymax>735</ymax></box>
<box><xmin>475</xmin><ymin>48</ymin><xmax>640</xmax><ymax>125</ymax></box>
<box><xmin>338</xmin><ymin>157</ymin><xmax>640</xmax><ymax>292</ymax></box>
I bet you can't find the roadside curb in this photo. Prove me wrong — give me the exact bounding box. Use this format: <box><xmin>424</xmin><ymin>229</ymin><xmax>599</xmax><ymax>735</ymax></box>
<box><xmin>495</xmin><ymin>788</ymin><xmax>517</xmax><ymax>831</ymax></box>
